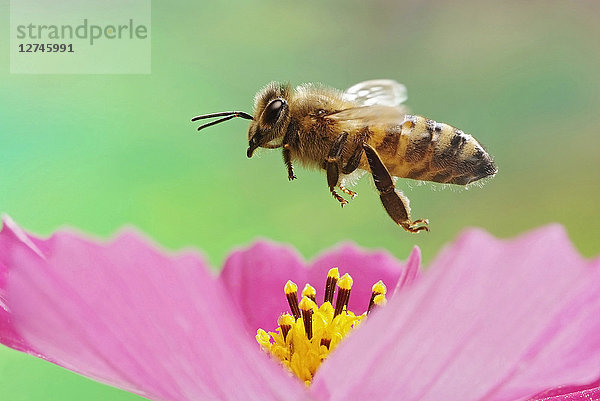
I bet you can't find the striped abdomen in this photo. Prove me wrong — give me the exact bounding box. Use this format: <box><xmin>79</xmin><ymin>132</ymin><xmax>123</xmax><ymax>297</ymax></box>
<box><xmin>372</xmin><ymin>115</ymin><xmax>497</xmax><ymax>185</ymax></box>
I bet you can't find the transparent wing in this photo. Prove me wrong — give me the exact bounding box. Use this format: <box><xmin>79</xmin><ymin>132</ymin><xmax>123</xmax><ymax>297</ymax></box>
<box><xmin>342</xmin><ymin>79</ymin><xmax>408</xmax><ymax>107</ymax></box>
<box><xmin>325</xmin><ymin>105</ymin><xmax>406</xmax><ymax>124</ymax></box>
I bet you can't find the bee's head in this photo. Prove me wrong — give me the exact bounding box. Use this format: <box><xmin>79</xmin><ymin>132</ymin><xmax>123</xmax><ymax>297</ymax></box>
<box><xmin>191</xmin><ymin>82</ymin><xmax>291</xmax><ymax>158</ymax></box>
<box><xmin>246</xmin><ymin>82</ymin><xmax>292</xmax><ymax>158</ymax></box>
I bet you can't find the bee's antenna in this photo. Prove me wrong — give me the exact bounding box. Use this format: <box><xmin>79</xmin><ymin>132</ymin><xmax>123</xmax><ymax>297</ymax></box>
<box><xmin>191</xmin><ymin>111</ymin><xmax>253</xmax><ymax>131</ymax></box>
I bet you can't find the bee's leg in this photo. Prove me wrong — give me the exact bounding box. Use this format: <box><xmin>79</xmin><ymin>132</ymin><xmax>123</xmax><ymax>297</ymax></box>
<box><xmin>338</xmin><ymin>144</ymin><xmax>364</xmax><ymax>199</ymax></box>
<box><xmin>326</xmin><ymin>132</ymin><xmax>349</xmax><ymax>207</ymax></box>
<box><xmin>339</xmin><ymin>185</ymin><xmax>357</xmax><ymax>199</ymax></box>
<box><xmin>282</xmin><ymin>145</ymin><xmax>296</xmax><ymax>181</ymax></box>
<box><xmin>342</xmin><ymin>144</ymin><xmax>363</xmax><ymax>175</ymax></box>
<box><xmin>282</xmin><ymin>129</ymin><xmax>300</xmax><ymax>181</ymax></box>
<box><xmin>362</xmin><ymin>143</ymin><xmax>429</xmax><ymax>233</ymax></box>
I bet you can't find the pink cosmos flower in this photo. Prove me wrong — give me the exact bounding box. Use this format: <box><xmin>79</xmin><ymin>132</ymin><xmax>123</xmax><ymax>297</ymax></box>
<box><xmin>1</xmin><ymin>214</ymin><xmax>600</xmax><ymax>401</ymax></box>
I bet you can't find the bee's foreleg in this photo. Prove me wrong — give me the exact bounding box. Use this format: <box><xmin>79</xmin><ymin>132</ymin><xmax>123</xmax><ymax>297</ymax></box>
<box><xmin>282</xmin><ymin>145</ymin><xmax>296</xmax><ymax>181</ymax></box>
<box><xmin>326</xmin><ymin>132</ymin><xmax>349</xmax><ymax>207</ymax></box>
<box><xmin>362</xmin><ymin>144</ymin><xmax>429</xmax><ymax>233</ymax></box>
<box><xmin>282</xmin><ymin>129</ymin><xmax>299</xmax><ymax>181</ymax></box>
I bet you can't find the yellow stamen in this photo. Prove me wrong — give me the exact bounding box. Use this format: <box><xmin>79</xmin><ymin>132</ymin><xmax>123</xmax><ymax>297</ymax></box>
<box><xmin>320</xmin><ymin>334</ymin><xmax>331</xmax><ymax>349</ymax></box>
<box><xmin>278</xmin><ymin>313</ymin><xmax>294</xmax><ymax>339</ymax></box>
<box><xmin>257</xmin><ymin>270</ymin><xmax>386</xmax><ymax>384</ymax></box>
<box><xmin>256</xmin><ymin>329</ymin><xmax>271</xmax><ymax>349</ymax></box>
<box><xmin>373</xmin><ymin>293</ymin><xmax>387</xmax><ymax>307</ymax></box>
<box><xmin>284</xmin><ymin>280</ymin><xmax>298</xmax><ymax>294</ymax></box>
<box><xmin>301</xmin><ymin>283</ymin><xmax>317</xmax><ymax>303</ymax></box>
<box><xmin>334</xmin><ymin>273</ymin><xmax>353</xmax><ymax>317</ymax></box>
<box><xmin>324</xmin><ymin>267</ymin><xmax>340</xmax><ymax>303</ymax></box>
<box><xmin>284</xmin><ymin>280</ymin><xmax>301</xmax><ymax>319</ymax></box>
<box><xmin>338</xmin><ymin>273</ymin><xmax>353</xmax><ymax>290</ymax></box>
<box><xmin>299</xmin><ymin>296</ymin><xmax>315</xmax><ymax>339</ymax></box>
<box><xmin>368</xmin><ymin>280</ymin><xmax>387</xmax><ymax>315</ymax></box>
<box><xmin>372</xmin><ymin>280</ymin><xmax>387</xmax><ymax>295</ymax></box>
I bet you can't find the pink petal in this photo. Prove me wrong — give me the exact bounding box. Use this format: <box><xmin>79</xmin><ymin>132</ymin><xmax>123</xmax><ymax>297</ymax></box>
<box><xmin>220</xmin><ymin>241</ymin><xmax>308</xmax><ymax>332</ymax></box>
<box><xmin>393</xmin><ymin>246</ymin><xmax>421</xmax><ymax>294</ymax></box>
<box><xmin>220</xmin><ymin>241</ymin><xmax>420</xmax><ymax>333</ymax></box>
<box><xmin>546</xmin><ymin>389</ymin><xmax>600</xmax><ymax>401</ymax></box>
<box><xmin>312</xmin><ymin>225</ymin><xmax>600</xmax><ymax>401</ymax></box>
<box><xmin>530</xmin><ymin>378</ymin><xmax>600</xmax><ymax>400</ymax></box>
<box><xmin>0</xmin><ymin>216</ymin><xmax>47</xmax><ymax>352</ymax></box>
<box><xmin>0</xmin><ymin>217</ymin><xmax>308</xmax><ymax>401</ymax></box>
<box><xmin>532</xmin><ymin>388</ymin><xmax>600</xmax><ymax>401</ymax></box>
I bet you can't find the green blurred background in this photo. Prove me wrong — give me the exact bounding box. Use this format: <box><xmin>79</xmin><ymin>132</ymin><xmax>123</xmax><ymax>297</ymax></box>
<box><xmin>1</xmin><ymin>0</ymin><xmax>599</xmax><ymax>399</ymax></box>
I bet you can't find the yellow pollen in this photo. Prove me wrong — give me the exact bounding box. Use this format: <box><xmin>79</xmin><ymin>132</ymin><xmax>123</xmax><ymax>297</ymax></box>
<box><xmin>368</xmin><ymin>280</ymin><xmax>388</xmax><ymax>315</ymax></box>
<box><xmin>373</xmin><ymin>293</ymin><xmax>387</xmax><ymax>306</ymax></box>
<box><xmin>256</xmin><ymin>328</ymin><xmax>271</xmax><ymax>348</ymax></box>
<box><xmin>257</xmin><ymin>270</ymin><xmax>386</xmax><ymax>384</ymax></box>
<box><xmin>372</xmin><ymin>280</ymin><xmax>387</xmax><ymax>295</ymax></box>
<box><xmin>301</xmin><ymin>283</ymin><xmax>316</xmax><ymax>302</ymax></box>
<box><xmin>277</xmin><ymin>313</ymin><xmax>294</xmax><ymax>339</ymax></box>
<box><xmin>278</xmin><ymin>313</ymin><xmax>295</xmax><ymax>327</ymax></box>
<box><xmin>299</xmin><ymin>295</ymin><xmax>316</xmax><ymax>312</ymax></box>
<box><xmin>284</xmin><ymin>280</ymin><xmax>298</xmax><ymax>295</ymax></box>
<box><xmin>338</xmin><ymin>273</ymin><xmax>353</xmax><ymax>290</ymax></box>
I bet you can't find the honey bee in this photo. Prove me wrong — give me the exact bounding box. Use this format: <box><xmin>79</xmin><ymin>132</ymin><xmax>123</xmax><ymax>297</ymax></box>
<box><xmin>192</xmin><ymin>80</ymin><xmax>497</xmax><ymax>233</ymax></box>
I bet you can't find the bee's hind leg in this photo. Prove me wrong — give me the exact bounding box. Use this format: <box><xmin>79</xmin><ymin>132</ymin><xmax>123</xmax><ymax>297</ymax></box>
<box><xmin>362</xmin><ymin>143</ymin><xmax>429</xmax><ymax>233</ymax></box>
<box><xmin>326</xmin><ymin>132</ymin><xmax>350</xmax><ymax>207</ymax></box>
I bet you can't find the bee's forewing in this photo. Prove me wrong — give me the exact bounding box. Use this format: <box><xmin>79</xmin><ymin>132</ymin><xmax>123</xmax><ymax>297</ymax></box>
<box><xmin>325</xmin><ymin>105</ymin><xmax>406</xmax><ymax>124</ymax></box>
<box><xmin>342</xmin><ymin>79</ymin><xmax>408</xmax><ymax>107</ymax></box>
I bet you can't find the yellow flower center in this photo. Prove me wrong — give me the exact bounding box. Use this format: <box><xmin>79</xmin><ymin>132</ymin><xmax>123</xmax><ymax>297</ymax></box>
<box><xmin>256</xmin><ymin>268</ymin><xmax>387</xmax><ymax>385</ymax></box>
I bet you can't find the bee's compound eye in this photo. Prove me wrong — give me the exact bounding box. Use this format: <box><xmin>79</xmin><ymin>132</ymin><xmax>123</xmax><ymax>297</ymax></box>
<box><xmin>264</xmin><ymin>99</ymin><xmax>284</xmax><ymax>124</ymax></box>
